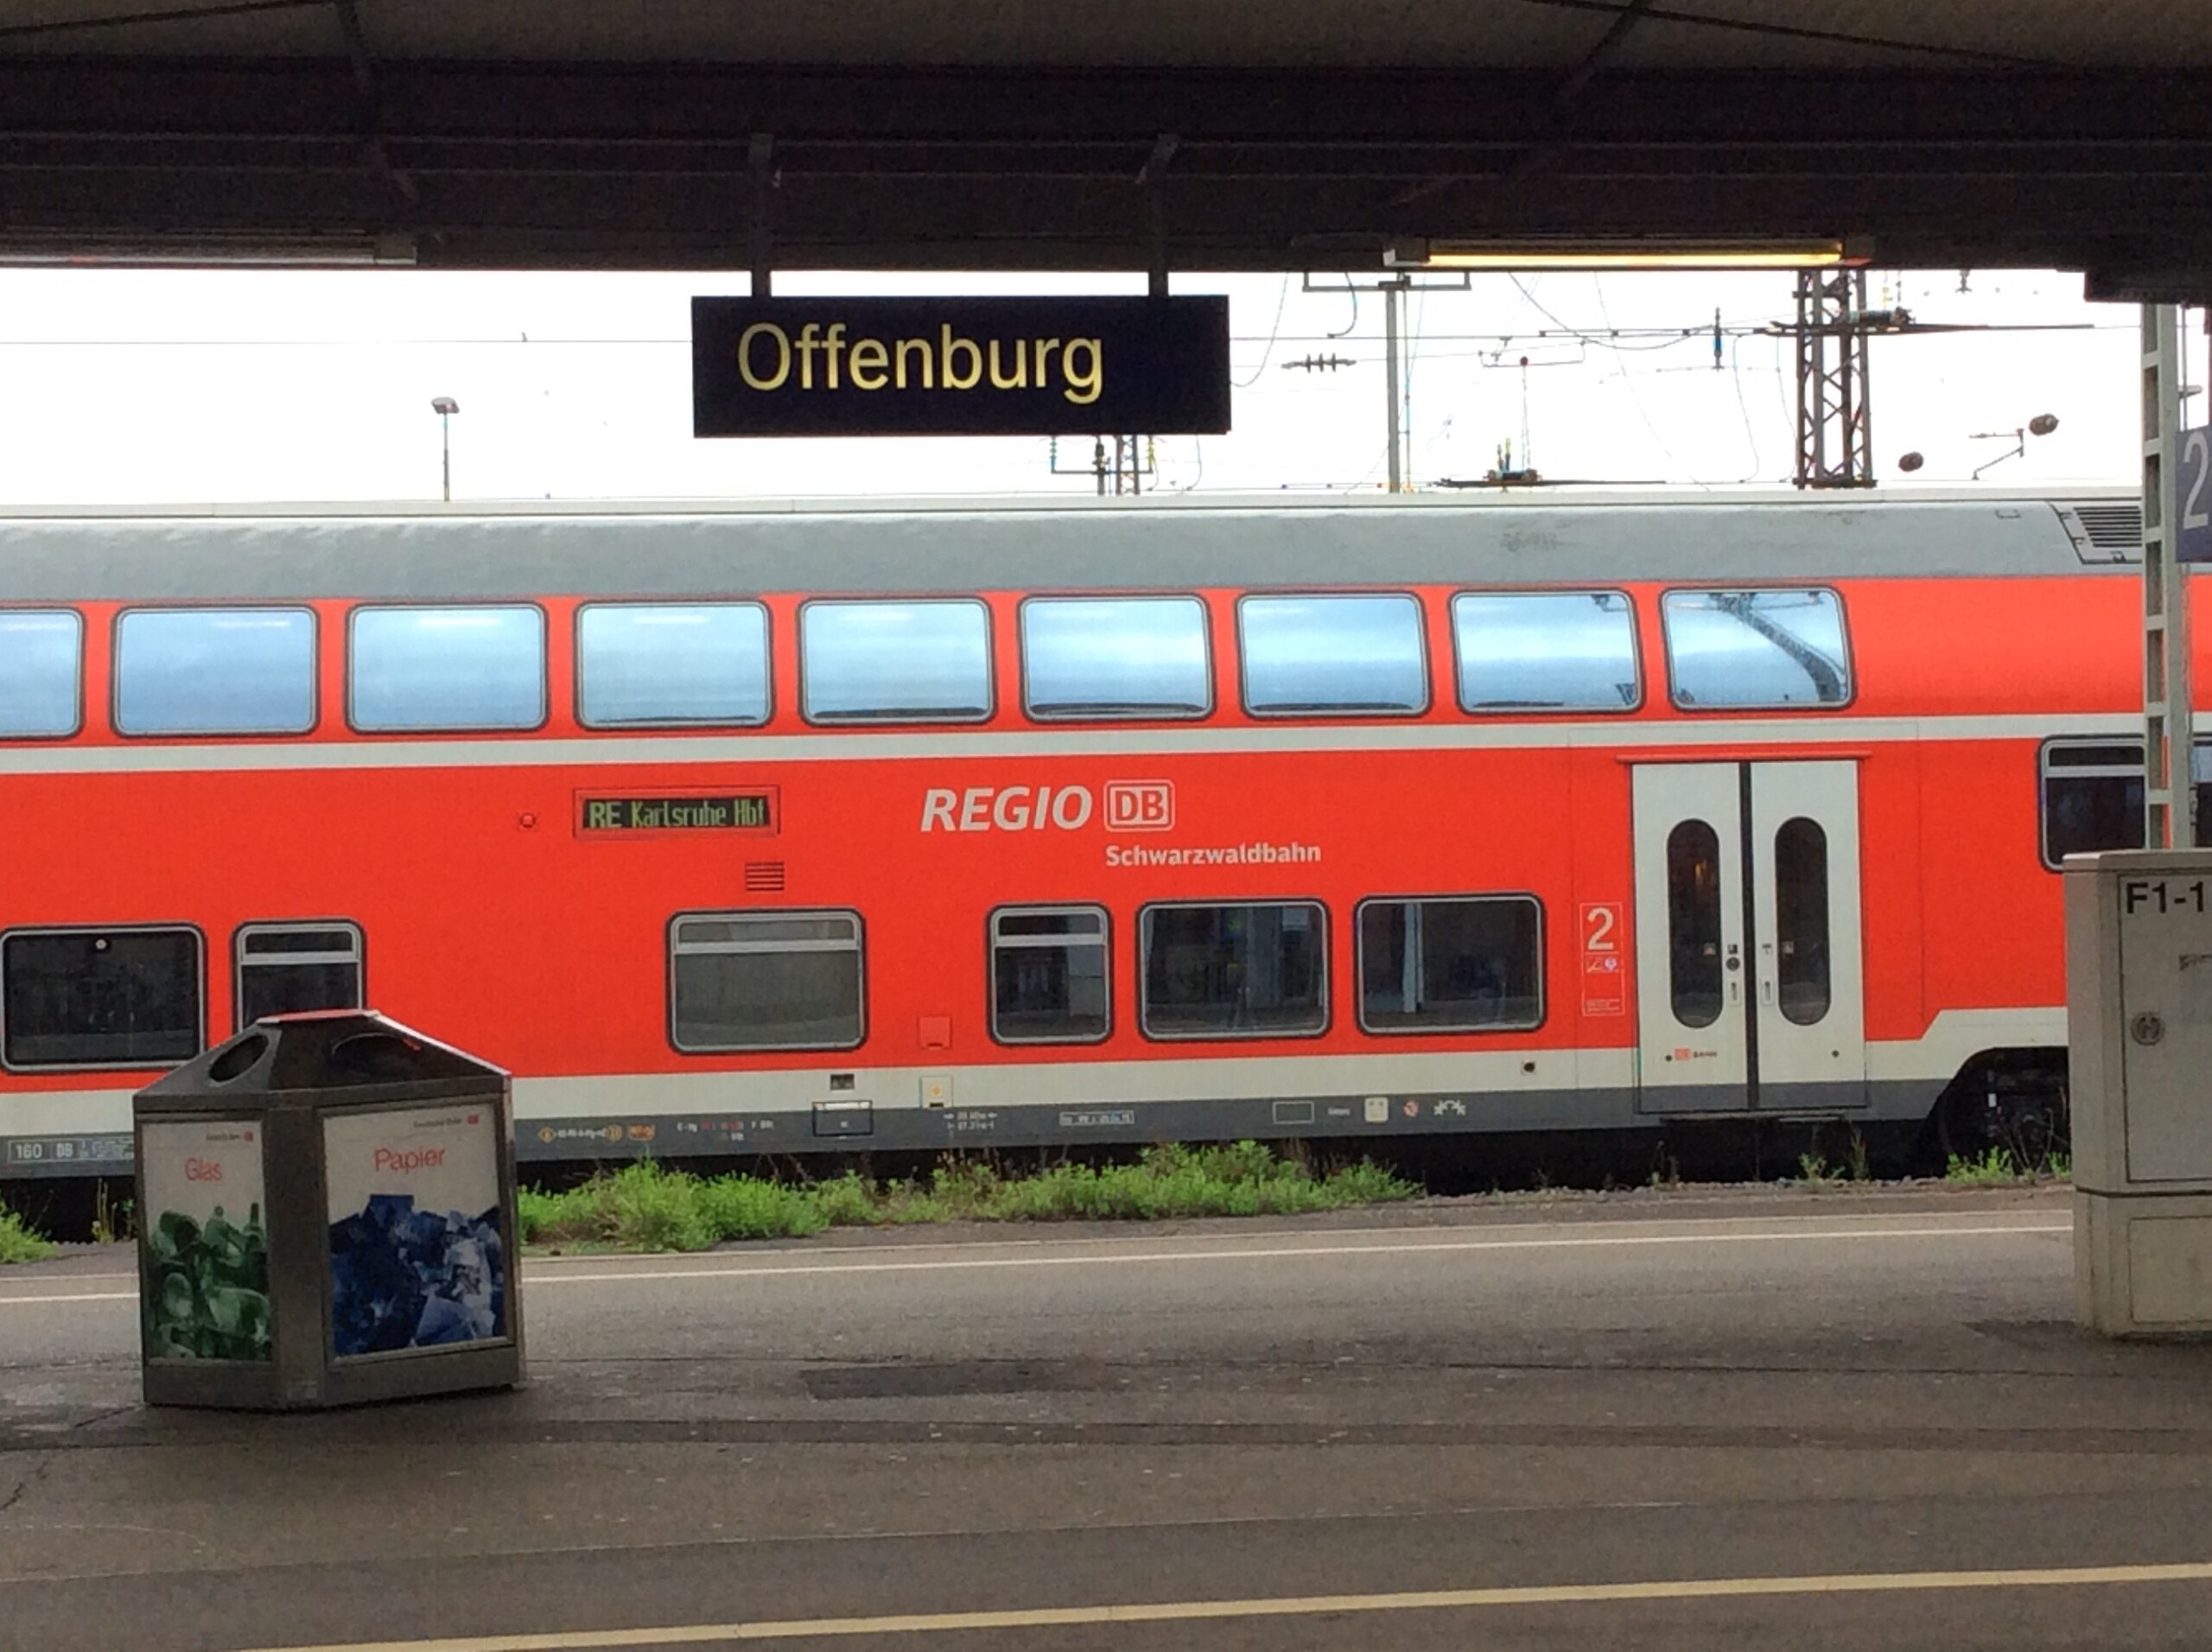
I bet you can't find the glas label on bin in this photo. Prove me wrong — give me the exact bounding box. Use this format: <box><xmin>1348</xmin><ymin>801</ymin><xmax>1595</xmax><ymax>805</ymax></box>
<box><xmin>141</xmin><ymin>1120</ymin><xmax>272</xmax><ymax>1363</ymax></box>
<box><xmin>324</xmin><ymin>1108</ymin><xmax>507</xmax><ymax>1360</ymax></box>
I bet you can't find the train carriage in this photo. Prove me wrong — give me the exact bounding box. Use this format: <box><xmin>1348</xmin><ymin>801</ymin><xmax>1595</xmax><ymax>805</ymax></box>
<box><xmin>0</xmin><ymin>488</ymin><xmax>2181</xmax><ymax>1177</ymax></box>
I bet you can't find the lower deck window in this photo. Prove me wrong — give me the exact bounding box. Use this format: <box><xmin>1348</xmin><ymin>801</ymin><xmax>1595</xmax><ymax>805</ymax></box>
<box><xmin>1141</xmin><ymin>902</ymin><xmax>1325</xmax><ymax>1039</ymax></box>
<box><xmin>671</xmin><ymin>911</ymin><xmax>864</xmax><ymax>1052</ymax></box>
<box><xmin>2039</xmin><ymin>738</ymin><xmax>2212</xmax><ymax>867</ymax></box>
<box><xmin>1</xmin><ymin>927</ymin><xmax>202</xmax><ymax>1069</ymax></box>
<box><xmin>235</xmin><ymin>923</ymin><xmax>365</xmax><ymax>1029</ymax></box>
<box><xmin>991</xmin><ymin>906</ymin><xmax>1109</xmax><ymax>1043</ymax></box>
<box><xmin>1357</xmin><ymin>896</ymin><xmax>1542</xmax><ymax>1032</ymax></box>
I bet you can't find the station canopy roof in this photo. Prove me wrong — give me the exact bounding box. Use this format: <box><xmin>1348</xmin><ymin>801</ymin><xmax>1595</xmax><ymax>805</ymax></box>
<box><xmin>3</xmin><ymin>1</ymin><xmax>2210</xmax><ymax>289</ymax></box>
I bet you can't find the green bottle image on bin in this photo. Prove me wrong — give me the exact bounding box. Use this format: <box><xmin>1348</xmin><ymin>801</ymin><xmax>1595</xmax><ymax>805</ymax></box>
<box><xmin>143</xmin><ymin>1203</ymin><xmax>273</xmax><ymax>1362</ymax></box>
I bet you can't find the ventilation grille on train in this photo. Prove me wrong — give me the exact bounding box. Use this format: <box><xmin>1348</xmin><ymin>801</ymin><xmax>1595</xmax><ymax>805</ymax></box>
<box><xmin>745</xmin><ymin>861</ymin><xmax>786</xmax><ymax>893</ymax></box>
<box><xmin>2054</xmin><ymin>501</ymin><xmax>2143</xmax><ymax>562</ymax></box>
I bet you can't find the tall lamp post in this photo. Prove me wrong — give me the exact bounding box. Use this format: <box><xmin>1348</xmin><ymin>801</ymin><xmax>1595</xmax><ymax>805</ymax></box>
<box><xmin>430</xmin><ymin>397</ymin><xmax>459</xmax><ymax>501</ymax></box>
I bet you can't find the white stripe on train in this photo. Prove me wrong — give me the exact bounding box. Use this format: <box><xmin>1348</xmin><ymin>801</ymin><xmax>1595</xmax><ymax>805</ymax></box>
<box><xmin>0</xmin><ymin>711</ymin><xmax>2149</xmax><ymax>777</ymax></box>
<box><xmin>0</xmin><ymin>1007</ymin><xmax>2063</xmax><ymax>1138</ymax></box>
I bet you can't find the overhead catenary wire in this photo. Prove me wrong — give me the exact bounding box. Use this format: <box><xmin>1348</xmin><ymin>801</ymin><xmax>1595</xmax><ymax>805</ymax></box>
<box><xmin>1728</xmin><ymin>335</ymin><xmax>1766</xmax><ymax>483</ymax></box>
<box><xmin>1230</xmin><ymin>274</ymin><xmax>1293</xmax><ymax>389</ymax></box>
<box><xmin>0</xmin><ymin>0</ymin><xmax>321</xmax><ymax>40</ymax></box>
<box><xmin>1589</xmin><ymin>276</ymin><xmax>1694</xmax><ymax>485</ymax></box>
<box><xmin>0</xmin><ymin>318</ymin><xmax>2128</xmax><ymax>350</ymax></box>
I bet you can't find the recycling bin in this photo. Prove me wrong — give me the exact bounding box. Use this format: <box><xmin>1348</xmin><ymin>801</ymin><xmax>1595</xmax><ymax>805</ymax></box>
<box><xmin>133</xmin><ymin>1010</ymin><xmax>524</xmax><ymax>1409</ymax></box>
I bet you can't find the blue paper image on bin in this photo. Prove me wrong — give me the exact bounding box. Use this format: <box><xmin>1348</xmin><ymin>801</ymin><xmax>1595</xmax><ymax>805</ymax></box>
<box><xmin>327</xmin><ymin>1193</ymin><xmax>507</xmax><ymax>1357</ymax></box>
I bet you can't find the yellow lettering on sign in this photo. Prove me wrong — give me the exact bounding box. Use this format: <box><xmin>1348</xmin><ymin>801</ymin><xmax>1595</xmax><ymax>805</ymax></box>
<box><xmin>737</xmin><ymin>322</ymin><xmax>791</xmax><ymax>391</ymax></box>
<box><xmin>987</xmin><ymin>339</ymin><xmax>1027</xmax><ymax>390</ymax></box>
<box><xmin>738</xmin><ymin>318</ymin><xmax>1113</xmax><ymax>406</ymax></box>
<box><xmin>1063</xmin><ymin>338</ymin><xmax>1102</xmax><ymax>404</ymax></box>
<box><xmin>849</xmin><ymin>338</ymin><xmax>889</xmax><ymax>390</ymax></box>
<box><xmin>941</xmin><ymin>325</ymin><xmax>982</xmax><ymax>391</ymax></box>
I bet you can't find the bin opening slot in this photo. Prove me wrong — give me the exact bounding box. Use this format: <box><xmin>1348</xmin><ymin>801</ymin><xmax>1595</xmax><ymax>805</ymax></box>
<box><xmin>327</xmin><ymin>1031</ymin><xmax>429</xmax><ymax>1083</ymax></box>
<box><xmin>207</xmin><ymin>1032</ymin><xmax>270</xmax><ymax>1084</ymax></box>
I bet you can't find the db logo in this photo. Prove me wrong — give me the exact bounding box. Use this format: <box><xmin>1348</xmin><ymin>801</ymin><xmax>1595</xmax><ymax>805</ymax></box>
<box><xmin>1104</xmin><ymin>780</ymin><xmax>1175</xmax><ymax>832</ymax></box>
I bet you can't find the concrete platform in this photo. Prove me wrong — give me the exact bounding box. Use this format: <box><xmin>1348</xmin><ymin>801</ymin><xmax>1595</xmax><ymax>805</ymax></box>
<box><xmin>4</xmin><ymin>1184</ymin><xmax>2210</xmax><ymax>1651</ymax></box>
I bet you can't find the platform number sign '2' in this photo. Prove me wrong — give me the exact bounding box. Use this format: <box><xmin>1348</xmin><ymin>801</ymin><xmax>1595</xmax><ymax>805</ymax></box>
<box><xmin>2182</xmin><ymin>425</ymin><xmax>2212</xmax><ymax>565</ymax></box>
<box><xmin>1580</xmin><ymin>902</ymin><xmax>1626</xmax><ymax>1018</ymax></box>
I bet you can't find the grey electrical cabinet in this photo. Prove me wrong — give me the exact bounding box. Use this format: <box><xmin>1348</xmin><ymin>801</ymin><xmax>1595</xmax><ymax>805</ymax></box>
<box><xmin>2065</xmin><ymin>849</ymin><xmax>2212</xmax><ymax>1336</ymax></box>
<box><xmin>133</xmin><ymin>1011</ymin><xmax>525</xmax><ymax>1408</ymax></box>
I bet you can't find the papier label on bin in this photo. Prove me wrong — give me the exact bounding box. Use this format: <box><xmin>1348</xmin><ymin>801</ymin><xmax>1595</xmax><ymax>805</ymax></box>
<box><xmin>324</xmin><ymin>1108</ymin><xmax>507</xmax><ymax>1360</ymax></box>
<box><xmin>140</xmin><ymin>1120</ymin><xmax>272</xmax><ymax>1363</ymax></box>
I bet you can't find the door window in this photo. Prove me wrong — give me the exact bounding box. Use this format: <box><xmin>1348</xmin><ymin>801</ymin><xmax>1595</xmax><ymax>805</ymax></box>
<box><xmin>1666</xmin><ymin>819</ymin><xmax>1724</xmax><ymax>1028</ymax></box>
<box><xmin>1771</xmin><ymin>817</ymin><xmax>1831</xmax><ymax>1026</ymax></box>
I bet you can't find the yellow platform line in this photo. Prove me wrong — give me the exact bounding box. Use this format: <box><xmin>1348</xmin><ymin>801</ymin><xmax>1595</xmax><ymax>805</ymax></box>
<box><xmin>226</xmin><ymin>1559</ymin><xmax>2212</xmax><ymax>1652</ymax></box>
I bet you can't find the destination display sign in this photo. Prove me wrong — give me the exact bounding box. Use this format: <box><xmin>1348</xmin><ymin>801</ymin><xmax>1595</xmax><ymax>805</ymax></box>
<box><xmin>692</xmin><ymin>295</ymin><xmax>1231</xmax><ymax>437</ymax></box>
<box><xmin>576</xmin><ymin>793</ymin><xmax>777</xmax><ymax>836</ymax></box>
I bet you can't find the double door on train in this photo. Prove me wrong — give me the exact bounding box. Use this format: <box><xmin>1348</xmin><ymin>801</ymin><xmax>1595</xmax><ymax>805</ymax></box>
<box><xmin>1630</xmin><ymin>761</ymin><xmax>1867</xmax><ymax>1112</ymax></box>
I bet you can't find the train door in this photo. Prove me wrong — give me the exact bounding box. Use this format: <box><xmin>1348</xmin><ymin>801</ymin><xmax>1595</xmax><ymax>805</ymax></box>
<box><xmin>1631</xmin><ymin>760</ymin><xmax>1867</xmax><ymax>1112</ymax></box>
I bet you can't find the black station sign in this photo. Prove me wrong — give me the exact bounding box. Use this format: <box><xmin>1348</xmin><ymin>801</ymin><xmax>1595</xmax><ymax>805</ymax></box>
<box><xmin>691</xmin><ymin>295</ymin><xmax>1231</xmax><ymax>437</ymax></box>
<box><xmin>576</xmin><ymin>793</ymin><xmax>776</xmax><ymax>836</ymax></box>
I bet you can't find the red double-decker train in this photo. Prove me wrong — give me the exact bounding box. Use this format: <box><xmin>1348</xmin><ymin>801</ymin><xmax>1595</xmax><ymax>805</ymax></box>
<box><xmin>0</xmin><ymin>487</ymin><xmax>2177</xmax><ymax>1179</ymax></box>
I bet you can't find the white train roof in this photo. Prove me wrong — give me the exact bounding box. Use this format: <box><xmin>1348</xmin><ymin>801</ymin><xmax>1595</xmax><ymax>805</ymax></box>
<box><xmin>0</xmin><ymin>487</ymin><xmax>2144</xmax><ymax>601</ymax></box>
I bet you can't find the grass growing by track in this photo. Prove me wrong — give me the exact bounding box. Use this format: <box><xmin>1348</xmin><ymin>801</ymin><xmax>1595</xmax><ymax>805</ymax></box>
<box><xmin>0</xmin><ymin>1206</ymin><xmax>55</xmax><ymax>1264</ymax></box>
<box><xmin>518</xmin><ymin>1142</ymin><xmax>1420</xmax><ymax>1253</ymax></box>
<box><xmin>1943</xmin><ymin>1146</ymin><xmax>2070</xmax><ymax>1185</ymax></box>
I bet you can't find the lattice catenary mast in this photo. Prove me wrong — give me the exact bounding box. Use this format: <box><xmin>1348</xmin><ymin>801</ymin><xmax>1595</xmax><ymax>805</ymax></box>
<box><xmin>1794</xmin><ymin>268</ymin><xmax>1874</xmax><ymax>489</ymax></box>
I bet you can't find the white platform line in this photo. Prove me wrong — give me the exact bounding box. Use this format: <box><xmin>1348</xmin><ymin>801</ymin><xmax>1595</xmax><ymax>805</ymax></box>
<box><xmin>0</xmin><ymin>1221</ymin><xmax>2069</xmax><ymax>1308</ymax></box>
<box><xmin>522</xmin><ymin>1223</ymin><xmax>2071</xmax><ymax>1287</ymax></box>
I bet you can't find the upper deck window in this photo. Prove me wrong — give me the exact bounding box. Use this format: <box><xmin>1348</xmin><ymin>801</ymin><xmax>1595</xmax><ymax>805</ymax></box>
<box><xmin>800</xmin><ymin>600</ymin><xmax>991</xmax><ymax>723</ymax></box>
<box><xmin>1238</xmin><ymin>594</ymin><xmax>1427</xmax><ymax>715</ymax></box>
<box><xmin>1662</xmin><ymin>589</ymin><xmax>1851</xmax><ymax>709</ymax></box>
<box><xmin>1452</xmin><ymin>591</ymin><xmax>1639</xmax><ymax>713</ymax></box>
<box><xmin>1020</xmin><ymin>596</ymin><xmax>1211</xmax><ymax>720</ymax></box>
<box><xmin>349</xmin><ymin>606</ymin><xmax>546</xmax><ymax>733</ymax></box>
<box><xmin>576</xmin><ymin>602</ymin><xmax>771</xmax><ymax>728</ymax></box>
<box><xmin>0</xmin><ymin>609</ymin><xmax>82</xmax><ymax>739</ymax></box>
<box><xmin>115</xmin><ymin>607</ymin><xmax>316</xmax><ymax>737</ymax></box>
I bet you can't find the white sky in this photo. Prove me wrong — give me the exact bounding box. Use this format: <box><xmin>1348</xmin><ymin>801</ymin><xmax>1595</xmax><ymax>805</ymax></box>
<box><xmin>0</xmin><ymin>264</ymin><xmax>2177</xmax><ymax>505</ymax></box>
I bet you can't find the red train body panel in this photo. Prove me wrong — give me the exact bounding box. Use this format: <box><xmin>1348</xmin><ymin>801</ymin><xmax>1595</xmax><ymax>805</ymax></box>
<box><xmin>0</xmin><ymin>492</ymin><xmax>2181</xmax><ymax>1173</ymax></box>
